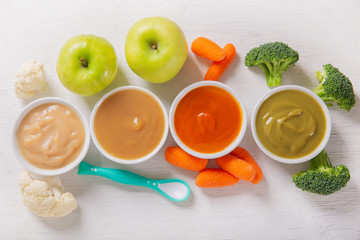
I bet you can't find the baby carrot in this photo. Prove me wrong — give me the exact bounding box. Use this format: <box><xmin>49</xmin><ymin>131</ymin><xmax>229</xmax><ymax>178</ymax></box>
<box><xmin>230</xmin><ymin>147</ymin><xmax>263</xmax><ymax>184</ymax></box>
<box><xmin>195</xmin><ymin>169</ymin><xmax>240</xmax><ymax>188</ymax></box>
<box><xmin>216</xmin><ymin>154</ymin><xmax>256</xmax><ymax>182</ymax></box>
<box><xmin>165</xmin><ymin>146</ymin><xmax>208</xmax><ymax>171</ymax></box>
<box><xmin>191</xmin><ymin>37</ymin><xmax>226</xmax><ymax>62</ymax></box>
<box><xmin>204</xmin><ymin>43</ymin><xmax>236</xmax><ymax>81</ymax></box>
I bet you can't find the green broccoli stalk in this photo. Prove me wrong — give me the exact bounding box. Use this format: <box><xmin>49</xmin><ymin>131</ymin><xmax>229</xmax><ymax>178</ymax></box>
<box><xmin>293</xmin><ymin>149</ymin><xmax>350</xmax><ymax>195</ymax></box>
<box><xmin>312</xmin><ymin>64</ymin><xmax>355</xmax><ymax>111</ymax></box>
<box><xmin>245</xmin><ymin>42</ymin><xmax>299</xmax><ymax>87</ymax></box>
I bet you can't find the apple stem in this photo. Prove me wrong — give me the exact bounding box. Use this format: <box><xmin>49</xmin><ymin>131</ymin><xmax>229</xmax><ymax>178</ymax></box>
<box><xmin>80</xmin><ymin>58</ymin><xmax>88</xmax><ymax>68</ymax></box>
<box><xmin>151</xmin><ymin>44</ymin><xmax>157</xmax><ymax>50</ymax></box>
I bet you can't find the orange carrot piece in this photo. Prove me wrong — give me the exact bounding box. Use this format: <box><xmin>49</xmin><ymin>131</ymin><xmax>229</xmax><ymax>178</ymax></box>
<box><xmin>191</xmin><ymin>37</ymin><xmax>226</xmax><ymax>62</ymax></box>
<box><xmin>230</xmin><ymin>147</ymin><xmax>263</xmax><ymax>184</ymax></box>
<box><xmin>204</xmin><ymin>43</ymin><xmax>236</xmax><ymax>81</ymax></box>
<box><xmin>216</xmin><ymin>154</ymin><xmax>256</xmax><ymax>182</ymax></box>
<box><xmin>165</xmin><ymin>146</ymin><xmax>208</xmax><ymax>171</ymax></box>
<box><xmin>195</xmin><ymin>168</ymin><xmax>240</xmax><ymax>188</ymax></box>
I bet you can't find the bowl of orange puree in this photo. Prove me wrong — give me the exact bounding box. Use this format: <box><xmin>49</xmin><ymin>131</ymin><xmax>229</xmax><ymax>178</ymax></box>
<box><xmin>169</xmin><ymin>81</ymin><xmax>247</xmax><ymax>159</ymax></box>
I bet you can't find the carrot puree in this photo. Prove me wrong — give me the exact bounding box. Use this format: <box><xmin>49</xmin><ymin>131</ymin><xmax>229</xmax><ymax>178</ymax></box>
<box><xmin>174</xmin><ymin>86</ymin><xmax>242</xmax><ymax>154</ymax></box>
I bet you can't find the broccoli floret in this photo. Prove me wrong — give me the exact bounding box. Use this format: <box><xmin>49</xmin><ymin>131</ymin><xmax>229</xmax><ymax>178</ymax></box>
<box><xmin>245</xmin><ymin>42</ymin><xmax>299</xmax><ymax>87</ymax></box>
<box><xmin>313</xmin><ymin>64</ymin><xmax>355</xmax><ymax>111</ymax></box>
<box><xmin>292</xmin><ymin>150</ymin><xmax>350</xmax><ymax>195</ymax></box>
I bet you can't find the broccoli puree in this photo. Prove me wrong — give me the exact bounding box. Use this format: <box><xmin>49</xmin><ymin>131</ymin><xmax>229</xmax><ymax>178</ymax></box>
<box><xmin>256</xmin><ymin>90</ymin><xmax>326</xmax><ymax>158</ymax></box>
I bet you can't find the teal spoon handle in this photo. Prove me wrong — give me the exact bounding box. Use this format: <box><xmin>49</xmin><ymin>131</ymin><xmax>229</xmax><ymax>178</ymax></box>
<box><xmin>77</xmin><ymin>161</ymin><xmax>190</xmax><ymax>201</ymax></box>
<box><xmin>78</xmin><ymin>161</ymin><xmax>156</xmax><ymax>188</ymax></box>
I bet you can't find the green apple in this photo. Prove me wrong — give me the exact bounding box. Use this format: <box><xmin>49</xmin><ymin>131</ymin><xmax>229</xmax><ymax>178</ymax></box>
<box><xmin>125</xmin><ymin>17</ymin><xmax>187</xmax><ymax>83</ymax></box>
<box><xmin>57</xmin><ymin>34</ymin><xmax>118</xmax><ymax>96</ymax></box>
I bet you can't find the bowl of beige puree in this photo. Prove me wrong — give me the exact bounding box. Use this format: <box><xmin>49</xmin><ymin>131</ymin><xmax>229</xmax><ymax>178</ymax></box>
<box><xmin>90</xmin><ymin>86</ymin><xmax>168</xmax><ymax>164</ymax></box>
<box><xmin>251</xmin><ymin>85</ymin><xmax>331</xmax><ymax>164</ymax></box>
<box><xmin>13</xmin><ymin>97</ymin><xmax>90</xmax><ymax>176</ymax></box>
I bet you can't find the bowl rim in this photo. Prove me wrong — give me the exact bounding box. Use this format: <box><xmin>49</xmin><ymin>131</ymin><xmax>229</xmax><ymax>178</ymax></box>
<box><xmin>90</xmin><ymin>86</ymin><xmax>169</xmax><ymax>164</ymax></box>
<box><xmin>12</xmin><ymin>97</ymin><xmax>91</xmax><ymax>176</ymax></box>
<box><xmin>169</xmin><ymin>81</ymin><xmax>247</xmax><ymax>159</ymax></box>
<box><xmin>251</xmin><ymin>85</ymin><xmax>332</xmax><ymax>164</ymax></box>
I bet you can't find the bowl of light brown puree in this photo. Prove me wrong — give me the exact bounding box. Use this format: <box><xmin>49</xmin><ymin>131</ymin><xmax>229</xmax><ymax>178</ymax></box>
<box><xmin>13</xmin><ymin>97</ymin><xmax>90</xmax><ymax>176</ymax></box>
<box><xmin>90</xmin><ymin>86</ymin><xmax>168</xmax><ymax>164</ymax></box>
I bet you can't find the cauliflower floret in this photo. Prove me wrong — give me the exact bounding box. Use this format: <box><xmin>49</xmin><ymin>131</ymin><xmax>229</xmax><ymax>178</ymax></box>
<box><xmin>15</xmin><ymin>61</ymin><xmax>47</xmax><ymax>98</ymax></box>
<box><xmin>18</xmin><ymin>171</ymin><xmax>77</xmax><ymax>217</ymax></box>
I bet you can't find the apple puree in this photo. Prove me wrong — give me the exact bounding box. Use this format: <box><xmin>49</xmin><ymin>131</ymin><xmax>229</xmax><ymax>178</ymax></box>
<box><xmin>17</xmin><ymin>103</ymin><xmax>85</xmax><ymax>170</ymax></box>
<box><xmin>94</xmin><ymin>89</ymin><xmax>165</xmax><ymax>160</ymax></box>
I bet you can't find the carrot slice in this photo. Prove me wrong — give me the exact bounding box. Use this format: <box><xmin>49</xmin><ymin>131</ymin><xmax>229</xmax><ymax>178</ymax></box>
<box><xmin>191</xmin><ymin>37</ymin><xmax>226</xmax><ymax>62</ymax></box>
<box><xmin>165</xmin><ymin>146</ymin><xmax>208</xmax><ymax>171</ymax></box>
<box><xmin>195</xmin><ymin>168</ymin><xmax>240</xmax><ymax>188</ymax></box>
<box><xmin>204</xmin><ymin>43</ymin><xmax>236</xmax><ymax>81</ymax></box>
<box><xmin>230</xmin><ymin>147</ymin><xmax>263</xmax><ymax>184</ymax></box>
<box><xmin>216</xmin><ymin>154</ymin><xmax>256</xmax><ymax>182</ymax></box>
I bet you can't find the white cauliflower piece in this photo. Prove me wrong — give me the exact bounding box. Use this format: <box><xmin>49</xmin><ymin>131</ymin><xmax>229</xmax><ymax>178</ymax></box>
<box><xmin>18</xmin><ymin>171</ymin><xmax>77</xmax><ymax>217</ymax></box>
<box><xmin>15</xmin><ymin>61</ymin><xmax>47</xmax><ymax>98</ymax></box>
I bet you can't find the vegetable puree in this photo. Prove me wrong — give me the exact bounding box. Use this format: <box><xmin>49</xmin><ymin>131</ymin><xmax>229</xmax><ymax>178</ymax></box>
<box><xmin>256</xmin><ymin>90</ymin><xmax>326</xmax><ymax>158</ymax></box>
<box><xmin>174</xmin><ymin>86</ymin><xmax>242</xmax><ymax>154</ymax></box>
<box><xmin>17</xmin><ymin>103</ymin><xmax>85</xmax><ymax>170</ymax></box>
<box><xmin>94</xmin><ymin>89</ymin><xmax>165</xmax><ymax>160</ymax></box>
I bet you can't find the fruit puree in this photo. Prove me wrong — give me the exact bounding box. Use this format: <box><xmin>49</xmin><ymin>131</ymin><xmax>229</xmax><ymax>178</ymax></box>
<box><xmin>94</xmin><ymin>89</ymin><xmax>165</xmax><ymax>160</ymax></box>
<box><xmin>174</xmin><ymin>86</ymin><xmax>242</xmax><ymax>154</ymax></box>
<box><xmin>17</xmin><ymin>103</ymin><xmax>85</xmax><ymax>170</ymax></box>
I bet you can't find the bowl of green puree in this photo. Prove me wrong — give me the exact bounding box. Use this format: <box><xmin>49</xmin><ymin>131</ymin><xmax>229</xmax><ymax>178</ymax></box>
<box><xmin>251</xmin><ymin>85</ymin><xmax>331</xmax><ymax>164</ymax></box>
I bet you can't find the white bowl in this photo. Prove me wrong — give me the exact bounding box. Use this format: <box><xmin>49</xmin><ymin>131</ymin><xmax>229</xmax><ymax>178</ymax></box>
<box><xmin>251</xmin><ymin>85</ymin><xmax>331</xmax><ymax>164</ymax></box>
<box><xmin>169</xmin><ymin>81</ymin><xmax>247</xmax><ymax>159</ymax></box>
<box><xmin>13</xmin><ymin>97</ymin><xmax>90</xmax><ymax>176</ymax></box>
<box><xmin>90</xmin><ymin>86</ymin><xmax>169</xmax><ymax>164</ymax></box>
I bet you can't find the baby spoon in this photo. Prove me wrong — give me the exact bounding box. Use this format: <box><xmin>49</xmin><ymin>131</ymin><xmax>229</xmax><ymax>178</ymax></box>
<box><xmin>77</xmin><ymin>161</ymin><xmax>191</xmax><ymax>202</ymax></box>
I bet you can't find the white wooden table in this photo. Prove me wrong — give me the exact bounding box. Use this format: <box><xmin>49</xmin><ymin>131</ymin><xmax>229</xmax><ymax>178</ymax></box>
<box><xmin>1</xmin><ymin>0</ymin><xmax>360</xmax><ymax>239</ymax></box>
